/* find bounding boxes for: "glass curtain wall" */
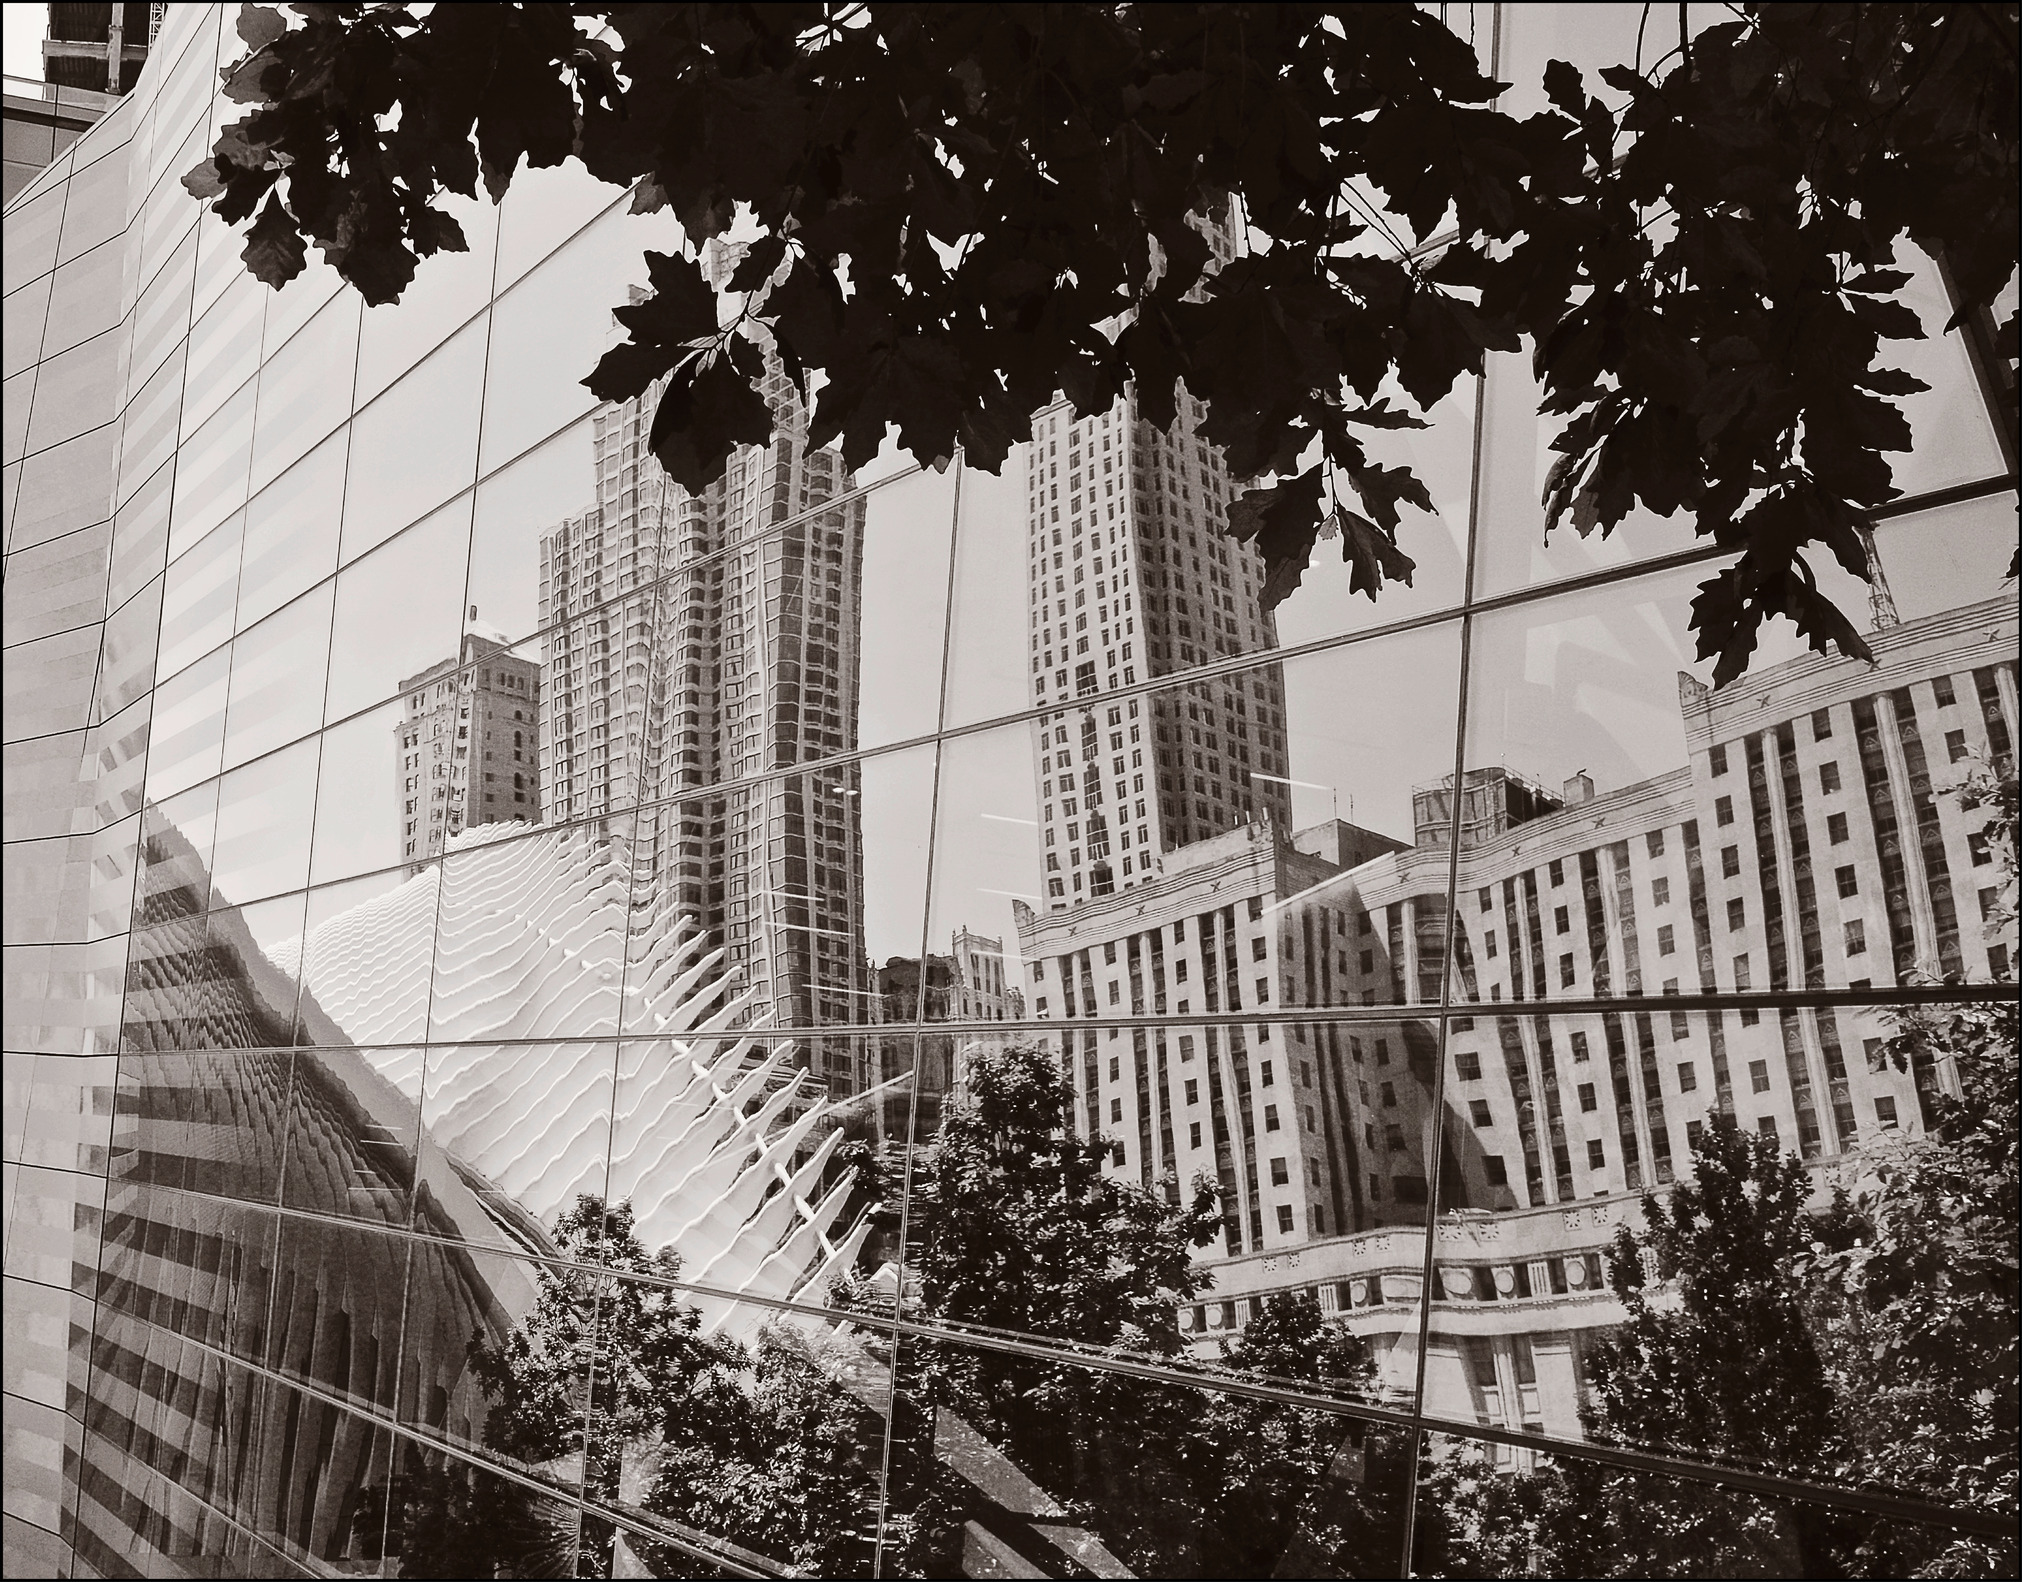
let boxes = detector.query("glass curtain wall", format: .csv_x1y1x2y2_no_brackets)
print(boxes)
4,4,2014,1578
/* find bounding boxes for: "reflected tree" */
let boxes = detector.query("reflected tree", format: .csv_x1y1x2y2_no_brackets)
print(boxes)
1797,766,2019,1577
1420,1077,2017,1578
1195,1294,1408,1579
905,1041,1406,1576
639,1321,961,1577
1416,1115,1854,1577
1799,999,2020,1580
362,1194,960,1577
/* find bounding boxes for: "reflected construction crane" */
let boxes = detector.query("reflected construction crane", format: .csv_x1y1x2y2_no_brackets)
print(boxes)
1860,522,1901,630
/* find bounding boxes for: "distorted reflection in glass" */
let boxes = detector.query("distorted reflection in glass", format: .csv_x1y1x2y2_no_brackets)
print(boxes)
1461,549,2016,998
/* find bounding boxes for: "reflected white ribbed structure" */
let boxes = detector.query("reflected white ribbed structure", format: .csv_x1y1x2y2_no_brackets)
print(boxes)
277,822,873,1330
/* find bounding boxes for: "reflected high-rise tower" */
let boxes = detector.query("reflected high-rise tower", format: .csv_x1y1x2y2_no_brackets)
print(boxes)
1023,218,1294,908
394,625,541,864
537,254,874,1093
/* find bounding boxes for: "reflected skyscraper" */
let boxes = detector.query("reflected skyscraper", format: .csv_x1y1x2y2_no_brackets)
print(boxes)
872,926,1019,1137
1024,218,1294,910
394,623,540,864
537,266,874,1094
1024,386,1295,906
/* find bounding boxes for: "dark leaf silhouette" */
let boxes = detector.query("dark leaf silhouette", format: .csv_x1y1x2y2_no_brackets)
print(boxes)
186,2,2018,685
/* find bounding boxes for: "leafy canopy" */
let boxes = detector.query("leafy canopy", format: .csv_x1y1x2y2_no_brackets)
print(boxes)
368,1194,960,1577
903,1041,1403,1575
186,2,2017,687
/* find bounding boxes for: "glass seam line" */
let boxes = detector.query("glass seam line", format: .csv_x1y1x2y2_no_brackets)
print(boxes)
122,419,926,740
86,979,2010,1060
43,21,629,478
120,334,2014,690
1401,90,1501,1557
101,517,2000,842
5,15,218,414
55,10,215,1560
67,1420,337,1581
1,61,87,1527
0,96,132,228
378,174,502,1567
140,165,702,587
4,420,118,570
10,314,161,468
568,195,657,1572
7,230,121,367
2,109,79,557
97,464,2016,819
34,449,2015,721
109,1178,2014,1540
181,4,305,1532
870,450,967,1578
100,1307,784,1579
34,402,2004,721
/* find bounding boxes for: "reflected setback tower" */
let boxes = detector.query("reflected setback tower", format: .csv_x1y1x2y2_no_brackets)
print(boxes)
537,268,873,1094
396,623,541,863
1025,381,1294,909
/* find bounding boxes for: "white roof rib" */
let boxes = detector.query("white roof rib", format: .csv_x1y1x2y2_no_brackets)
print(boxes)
279,822,876,1335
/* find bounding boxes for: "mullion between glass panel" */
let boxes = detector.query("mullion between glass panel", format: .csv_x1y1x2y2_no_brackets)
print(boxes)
104,461,2016,766
98,979,2022,1068
69,14,222,1560
571,501,672,1579
385,205,504,1554
80,466,2022,823
863,455,962,1578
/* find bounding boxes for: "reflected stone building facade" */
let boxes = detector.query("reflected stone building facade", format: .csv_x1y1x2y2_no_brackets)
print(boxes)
1025,385,1295,907
395,624,540,863
1017,817,1418,1261
1027,594,2018,1438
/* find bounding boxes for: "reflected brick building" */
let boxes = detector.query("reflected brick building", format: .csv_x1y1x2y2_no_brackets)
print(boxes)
1023,381,1295,907
873,927,1019,1137
1017,818,1418,1261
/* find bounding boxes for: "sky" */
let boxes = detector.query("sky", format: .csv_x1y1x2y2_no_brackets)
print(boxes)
4,5,47,82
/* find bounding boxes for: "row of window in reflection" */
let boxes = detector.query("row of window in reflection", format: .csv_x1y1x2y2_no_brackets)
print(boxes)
81,589,2013,1037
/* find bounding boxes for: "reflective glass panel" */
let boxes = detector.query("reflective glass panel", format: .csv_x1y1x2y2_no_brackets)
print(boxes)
339,314,486,566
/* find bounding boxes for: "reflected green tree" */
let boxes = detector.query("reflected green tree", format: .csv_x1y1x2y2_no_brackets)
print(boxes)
361,1195,960,1577
905,1040,1406,1576
1416,1115,1854,1577
1797,764,2019,1577
1800,999,2019,1579
1420,1072,2017,1579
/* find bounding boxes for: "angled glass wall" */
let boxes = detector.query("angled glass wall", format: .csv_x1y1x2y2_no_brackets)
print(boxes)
4,4,2014,1578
